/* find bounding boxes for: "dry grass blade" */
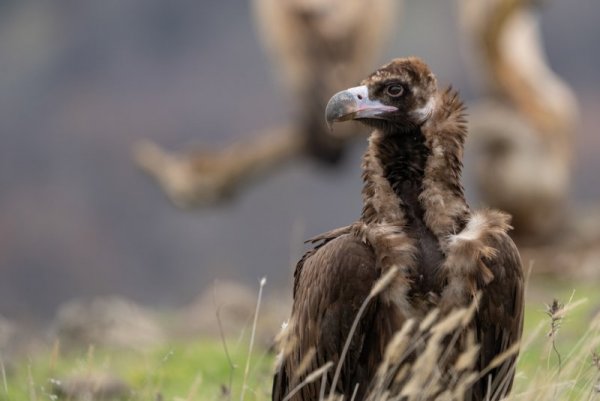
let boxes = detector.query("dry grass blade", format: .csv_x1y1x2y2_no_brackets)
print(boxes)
349,383,360,401
86,344,95,374
369,266,400,298
545,298,564,373
275,322,298,373
305,362,335,386
477,342,521,381
294,348,316,380
431,307,469,338
277,288,600,401
455,343,480,372
282,362,334,401
0,355,7,396
319,363,329,401
437,301,480,369
593,352,600,371
367,300,497,401
27,365,37,401
213,282,237,401
506,294,600,401
186,374,203,401
544,296,587,375
240,277,267,401
419,309,439,332
329,267,399,400
589,351,600,399
49,339,60,372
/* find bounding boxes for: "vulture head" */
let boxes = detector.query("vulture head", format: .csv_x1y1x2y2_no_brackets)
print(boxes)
326,57,438,131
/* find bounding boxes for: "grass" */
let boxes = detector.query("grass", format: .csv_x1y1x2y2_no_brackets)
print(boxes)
0,338,273,401
518,280,600,373
511,280,600,400
1,280,599,401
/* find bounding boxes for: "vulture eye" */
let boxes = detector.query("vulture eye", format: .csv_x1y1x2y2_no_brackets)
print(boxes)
385,84,404,97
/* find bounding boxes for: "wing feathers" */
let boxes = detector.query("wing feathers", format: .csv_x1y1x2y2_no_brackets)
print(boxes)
275,210,523,401
275,233,401,401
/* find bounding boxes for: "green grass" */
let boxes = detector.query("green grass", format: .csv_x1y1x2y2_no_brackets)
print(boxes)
513,281,600,400
0,338,273,401
518,281,600,370
1,281,599,401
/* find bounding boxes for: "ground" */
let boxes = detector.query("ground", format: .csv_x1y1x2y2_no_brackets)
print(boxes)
2,279,599,401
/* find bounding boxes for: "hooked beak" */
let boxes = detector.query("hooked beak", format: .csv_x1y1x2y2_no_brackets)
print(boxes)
325,85,397,128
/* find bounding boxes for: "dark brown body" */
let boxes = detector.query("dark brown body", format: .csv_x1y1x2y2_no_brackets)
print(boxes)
272,58,524,401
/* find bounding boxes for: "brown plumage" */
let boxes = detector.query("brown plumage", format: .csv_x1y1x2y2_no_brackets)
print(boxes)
272,58,524,401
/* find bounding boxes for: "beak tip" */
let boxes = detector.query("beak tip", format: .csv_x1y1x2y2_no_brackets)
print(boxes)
325,90,357,126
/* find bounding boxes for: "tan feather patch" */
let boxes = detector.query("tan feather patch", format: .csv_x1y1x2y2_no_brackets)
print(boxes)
440,210,513,308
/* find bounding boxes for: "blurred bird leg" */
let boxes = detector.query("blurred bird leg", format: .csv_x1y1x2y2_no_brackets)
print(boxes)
460,0,579,243
253,0,396,99
252,0,397,163
134,0,398,208
133,125,304,208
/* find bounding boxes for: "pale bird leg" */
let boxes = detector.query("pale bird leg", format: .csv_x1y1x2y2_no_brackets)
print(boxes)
133,125,304,208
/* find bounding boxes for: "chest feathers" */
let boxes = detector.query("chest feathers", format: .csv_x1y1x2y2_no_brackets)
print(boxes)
353,89,512,318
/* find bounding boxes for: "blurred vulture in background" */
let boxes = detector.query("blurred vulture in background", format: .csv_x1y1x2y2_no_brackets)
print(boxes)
460,0,579,243
134,0,397,207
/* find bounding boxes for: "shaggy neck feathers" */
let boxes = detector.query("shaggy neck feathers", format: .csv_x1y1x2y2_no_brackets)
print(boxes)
360,88,470,239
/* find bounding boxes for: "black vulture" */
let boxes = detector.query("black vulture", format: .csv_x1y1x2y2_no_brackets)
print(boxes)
273,57,524,401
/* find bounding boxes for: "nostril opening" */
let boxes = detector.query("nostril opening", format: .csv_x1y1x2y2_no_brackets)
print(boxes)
357,94,363,100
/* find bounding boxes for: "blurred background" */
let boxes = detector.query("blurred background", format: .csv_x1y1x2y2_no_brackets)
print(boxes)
1,0,599,325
